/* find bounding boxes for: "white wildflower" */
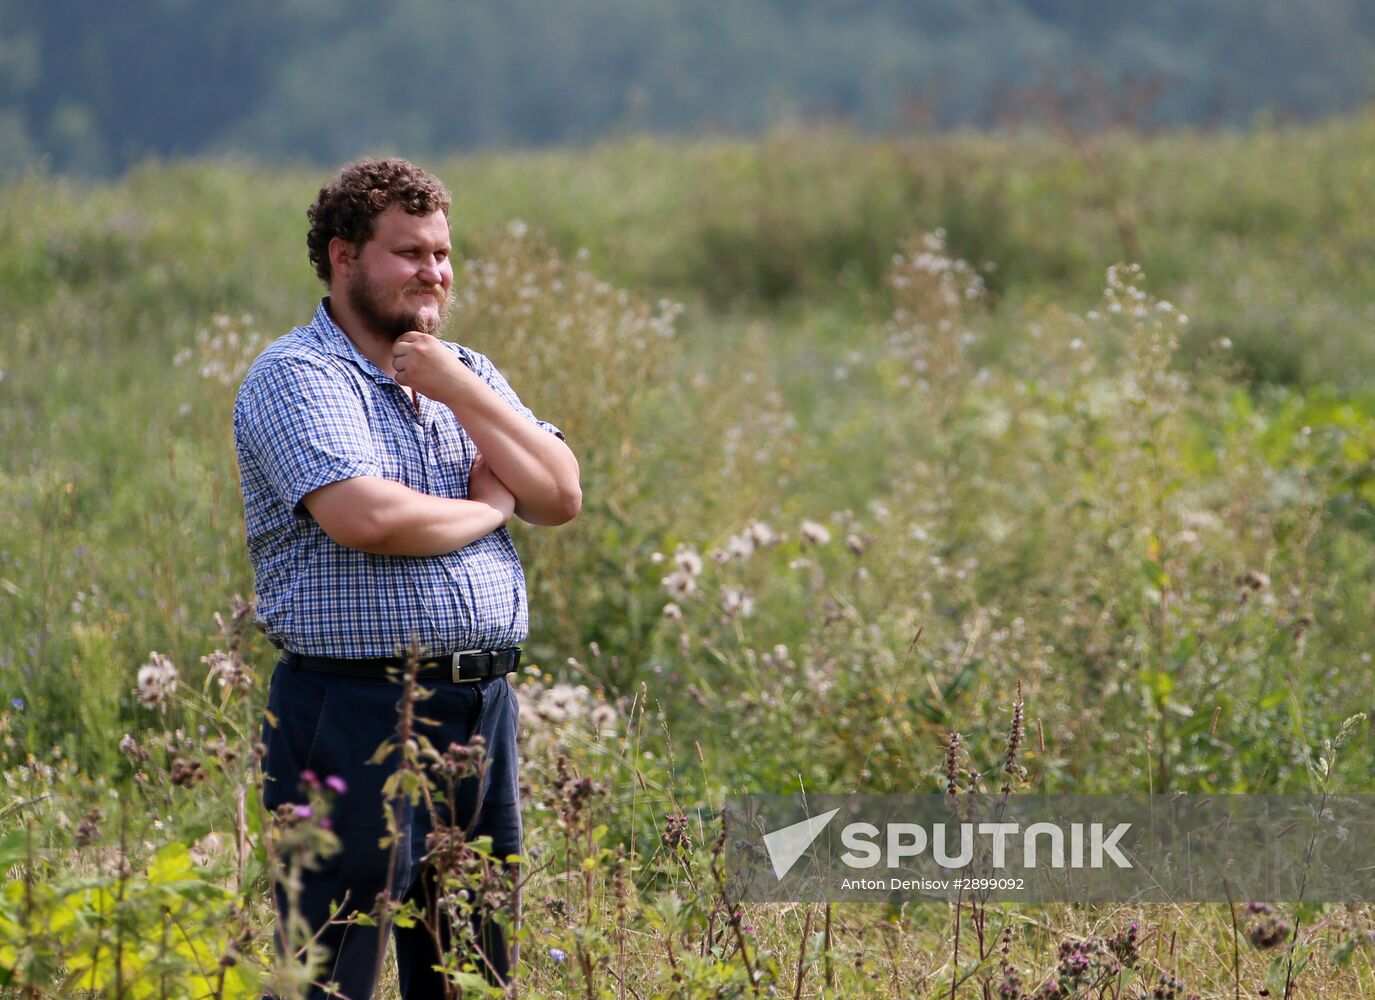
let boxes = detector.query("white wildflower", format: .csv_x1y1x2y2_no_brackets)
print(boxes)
663,602,683,621
202,650,252,693
136,652,178,709
724,532,754,562
747,521,778,547
800,520,831,546
662,570,696,599
545,683,585,717
673,545,703,577
537,702,567,724
590,704,618,733
721,587,755,620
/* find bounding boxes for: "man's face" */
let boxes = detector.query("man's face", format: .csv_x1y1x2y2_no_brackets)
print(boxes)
341,205,454,341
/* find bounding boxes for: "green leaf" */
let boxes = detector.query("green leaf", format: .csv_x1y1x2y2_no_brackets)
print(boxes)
246,783,263,838
147,842,192,884
1143,670,1174,701
451,971,501,996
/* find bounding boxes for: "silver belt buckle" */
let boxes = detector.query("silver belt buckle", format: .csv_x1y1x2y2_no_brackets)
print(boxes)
451,649,483,684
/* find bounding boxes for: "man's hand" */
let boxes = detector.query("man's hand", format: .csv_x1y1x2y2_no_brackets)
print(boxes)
392,331,469,400
467,453,516,524
398,336,581,526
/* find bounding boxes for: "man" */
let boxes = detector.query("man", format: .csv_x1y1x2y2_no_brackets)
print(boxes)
234,157,580,997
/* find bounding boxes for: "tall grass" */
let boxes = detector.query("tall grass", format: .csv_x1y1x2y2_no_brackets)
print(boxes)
1,120,1374,994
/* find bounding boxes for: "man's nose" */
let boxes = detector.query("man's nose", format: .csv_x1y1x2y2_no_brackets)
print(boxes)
417,256,450,286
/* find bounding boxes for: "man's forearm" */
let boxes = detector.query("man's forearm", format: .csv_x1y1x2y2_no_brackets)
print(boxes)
366,493,507,556
304,476,508,556
436,376,582,526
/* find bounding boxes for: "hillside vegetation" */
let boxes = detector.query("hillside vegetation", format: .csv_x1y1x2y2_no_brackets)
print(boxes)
0,120,1373,995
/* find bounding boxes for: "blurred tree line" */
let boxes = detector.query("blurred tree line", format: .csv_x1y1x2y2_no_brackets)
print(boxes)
2,0,1373,174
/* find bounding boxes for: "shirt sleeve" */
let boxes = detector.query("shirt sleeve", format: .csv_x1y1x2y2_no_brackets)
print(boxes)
234,357,381,515
454,344,566,441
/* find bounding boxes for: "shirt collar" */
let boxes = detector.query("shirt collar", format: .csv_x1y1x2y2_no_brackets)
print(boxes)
311,298,395,383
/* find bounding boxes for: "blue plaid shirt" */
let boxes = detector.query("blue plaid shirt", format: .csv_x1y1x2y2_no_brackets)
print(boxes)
233,300,563,658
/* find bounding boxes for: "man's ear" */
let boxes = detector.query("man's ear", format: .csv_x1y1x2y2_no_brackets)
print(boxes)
328,237,358,278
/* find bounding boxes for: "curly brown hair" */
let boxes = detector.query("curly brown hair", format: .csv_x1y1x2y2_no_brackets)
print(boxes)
306,157,452,284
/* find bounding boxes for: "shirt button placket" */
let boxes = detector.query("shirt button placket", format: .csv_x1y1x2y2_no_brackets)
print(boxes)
419,406,435,494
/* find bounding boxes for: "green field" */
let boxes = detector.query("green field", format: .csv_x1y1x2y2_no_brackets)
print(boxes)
1,118,1374,996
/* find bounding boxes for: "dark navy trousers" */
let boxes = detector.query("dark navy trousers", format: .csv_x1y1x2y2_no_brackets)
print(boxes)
261,654,523,998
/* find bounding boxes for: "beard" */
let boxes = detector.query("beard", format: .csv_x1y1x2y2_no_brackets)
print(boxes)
345,264,448,342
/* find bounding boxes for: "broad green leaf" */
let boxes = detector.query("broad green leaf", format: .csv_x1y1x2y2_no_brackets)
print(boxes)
147,843,192,885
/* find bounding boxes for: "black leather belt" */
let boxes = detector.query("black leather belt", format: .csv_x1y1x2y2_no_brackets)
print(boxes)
286,647,521,684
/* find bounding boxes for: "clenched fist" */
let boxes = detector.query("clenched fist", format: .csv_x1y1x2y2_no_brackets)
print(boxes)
392,331,470,401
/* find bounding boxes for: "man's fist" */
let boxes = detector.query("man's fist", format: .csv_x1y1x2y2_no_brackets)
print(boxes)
392,332,468,400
